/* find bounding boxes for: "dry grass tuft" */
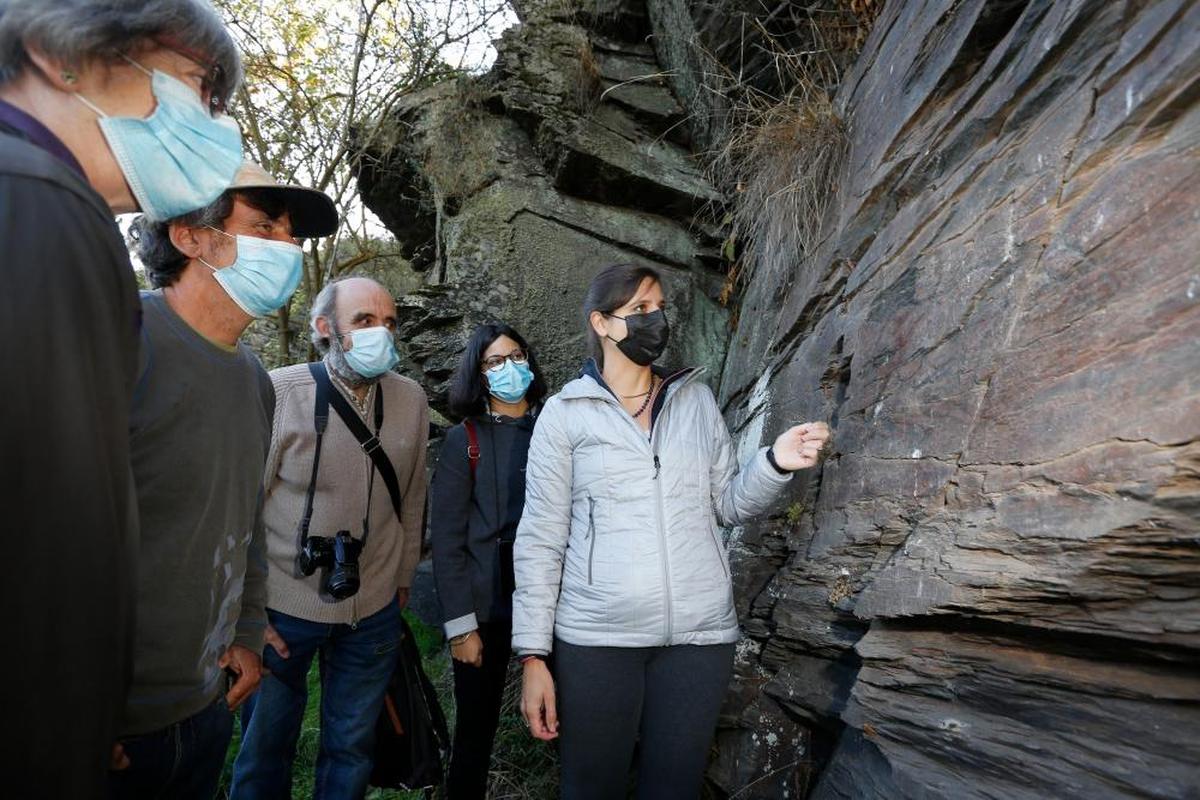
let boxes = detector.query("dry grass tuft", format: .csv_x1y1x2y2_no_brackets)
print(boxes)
710,76,848,294
573,40,603,115
702,6,858,298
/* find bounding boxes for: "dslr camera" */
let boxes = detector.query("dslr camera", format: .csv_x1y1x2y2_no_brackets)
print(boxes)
298,530,362,600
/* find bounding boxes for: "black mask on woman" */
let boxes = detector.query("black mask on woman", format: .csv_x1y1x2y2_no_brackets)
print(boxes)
606,309,670,366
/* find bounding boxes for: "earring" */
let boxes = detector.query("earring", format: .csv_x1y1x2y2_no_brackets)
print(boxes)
60,70,77,85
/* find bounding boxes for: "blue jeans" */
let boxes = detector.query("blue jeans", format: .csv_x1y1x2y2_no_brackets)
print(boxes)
230,602,402,800
109,696,234,800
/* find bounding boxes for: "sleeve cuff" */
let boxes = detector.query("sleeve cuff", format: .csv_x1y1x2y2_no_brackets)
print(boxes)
757,446,794,485
765,446,791,475
233,626,266,656
443,612,479,639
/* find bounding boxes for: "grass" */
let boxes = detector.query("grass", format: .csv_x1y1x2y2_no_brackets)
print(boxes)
216,612,557,799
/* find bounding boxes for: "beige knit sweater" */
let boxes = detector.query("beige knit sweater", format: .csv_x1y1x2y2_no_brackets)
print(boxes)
261,361,428,624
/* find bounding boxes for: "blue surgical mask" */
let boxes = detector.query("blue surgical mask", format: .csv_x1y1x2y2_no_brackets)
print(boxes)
343,327,400,378
201,228,303,317
75,59,242,220
487,359,534,403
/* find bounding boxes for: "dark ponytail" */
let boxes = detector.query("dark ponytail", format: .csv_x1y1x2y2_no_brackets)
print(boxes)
582,264,662,368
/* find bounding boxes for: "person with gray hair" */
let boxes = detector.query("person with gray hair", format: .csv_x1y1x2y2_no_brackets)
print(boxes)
232,276,430,800
0,2,243,797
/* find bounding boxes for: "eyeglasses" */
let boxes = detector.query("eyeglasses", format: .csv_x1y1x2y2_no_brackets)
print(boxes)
155,36,228,115
482,349,528,372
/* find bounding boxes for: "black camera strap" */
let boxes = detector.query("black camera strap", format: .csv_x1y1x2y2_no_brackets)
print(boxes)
298,362,404,549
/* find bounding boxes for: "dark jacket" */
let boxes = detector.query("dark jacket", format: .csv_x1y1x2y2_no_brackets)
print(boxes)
430,412,536,637
0,125,141,795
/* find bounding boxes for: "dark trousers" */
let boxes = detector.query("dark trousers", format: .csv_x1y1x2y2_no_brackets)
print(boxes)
108,696,234,800
446,620,513,799
555,639,736,800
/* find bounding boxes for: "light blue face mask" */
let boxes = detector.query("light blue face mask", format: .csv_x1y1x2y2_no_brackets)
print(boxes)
343,327,400,378
486,359,535,403
74,59,243,220
201,228,303,317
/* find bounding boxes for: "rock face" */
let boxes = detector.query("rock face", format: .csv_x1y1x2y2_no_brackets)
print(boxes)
699,0,1200,797
358,0,1200,797
356,0,729,414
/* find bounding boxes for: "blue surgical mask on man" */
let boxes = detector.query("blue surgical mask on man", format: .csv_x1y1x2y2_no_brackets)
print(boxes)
200,227,303,317
487,359,535,403
74,58,243,220
342,327,400,378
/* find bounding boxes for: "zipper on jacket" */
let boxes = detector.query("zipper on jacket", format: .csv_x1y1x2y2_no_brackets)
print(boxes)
586,495,597,585
583,370,694,641
652,456,672,641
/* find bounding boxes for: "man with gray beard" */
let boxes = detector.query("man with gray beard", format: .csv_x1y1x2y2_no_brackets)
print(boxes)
232,276,429,799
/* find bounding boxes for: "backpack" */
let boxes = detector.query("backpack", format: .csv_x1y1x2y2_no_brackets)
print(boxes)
369,615,451,791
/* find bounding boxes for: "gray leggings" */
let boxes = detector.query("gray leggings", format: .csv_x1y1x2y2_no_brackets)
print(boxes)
554,639,736,800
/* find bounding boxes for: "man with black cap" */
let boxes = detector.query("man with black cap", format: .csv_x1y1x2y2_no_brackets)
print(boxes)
113,162,338,800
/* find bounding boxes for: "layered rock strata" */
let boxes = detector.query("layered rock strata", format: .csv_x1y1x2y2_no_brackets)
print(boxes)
702,1,1200,796
358,0,1200,796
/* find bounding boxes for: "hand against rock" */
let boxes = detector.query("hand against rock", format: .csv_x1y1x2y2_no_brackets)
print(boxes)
451,630,484,668
771,422,831,471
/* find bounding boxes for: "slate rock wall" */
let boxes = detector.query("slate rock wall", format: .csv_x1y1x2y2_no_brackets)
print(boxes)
357,0,1200,796
702,1,1200,797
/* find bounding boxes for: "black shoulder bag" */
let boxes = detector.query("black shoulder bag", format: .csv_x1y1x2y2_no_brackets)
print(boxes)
370,614,451,791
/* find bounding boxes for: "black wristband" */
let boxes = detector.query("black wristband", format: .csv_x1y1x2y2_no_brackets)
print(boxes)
765,446,791,475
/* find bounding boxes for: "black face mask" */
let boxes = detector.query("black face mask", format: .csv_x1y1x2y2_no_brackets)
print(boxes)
606,309,670,366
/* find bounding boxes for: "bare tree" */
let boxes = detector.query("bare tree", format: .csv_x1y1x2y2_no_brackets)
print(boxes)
214,0,512,362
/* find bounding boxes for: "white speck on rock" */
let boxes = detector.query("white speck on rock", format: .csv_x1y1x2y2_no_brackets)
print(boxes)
939,718,967,733
1187,276,1198,300
911,448,922,459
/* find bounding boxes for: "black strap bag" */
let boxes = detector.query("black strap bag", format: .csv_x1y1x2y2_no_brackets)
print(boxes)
370,614,451,791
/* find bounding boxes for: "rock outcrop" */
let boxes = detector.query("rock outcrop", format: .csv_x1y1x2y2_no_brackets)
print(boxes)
357,0,1200,796
356,0,729,412
701,1,1200,797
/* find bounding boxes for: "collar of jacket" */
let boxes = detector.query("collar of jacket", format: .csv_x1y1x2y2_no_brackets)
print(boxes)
474,404,540,429
560,358,703,404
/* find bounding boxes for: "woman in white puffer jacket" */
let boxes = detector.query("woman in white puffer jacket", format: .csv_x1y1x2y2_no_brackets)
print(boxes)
513,263,830,799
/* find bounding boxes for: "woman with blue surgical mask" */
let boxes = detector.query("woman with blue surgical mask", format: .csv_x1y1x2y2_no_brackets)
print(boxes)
430,323,548,799
0,3,244,795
